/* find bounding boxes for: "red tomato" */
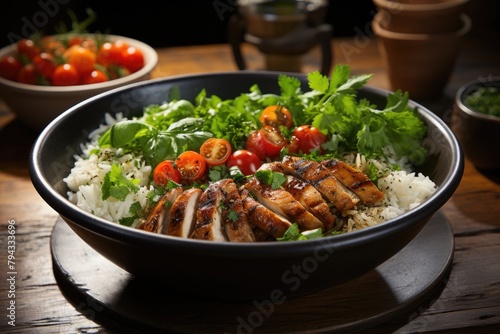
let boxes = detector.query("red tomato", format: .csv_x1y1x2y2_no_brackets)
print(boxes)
33,52,56,78
0,56,22,81
199,138,233,166
259,126,285,158
81,69,108,84
293,125,328,154
17,64,36,84
153,160,181,185
259,105,293,128
68,46,96,76
245,130,266,160
176,151,207,181
52,64,79,86
119,46,145,73
284,135,300,154
17,39,40,60
226,150,262,176
40,36,65,55
97,41,121,66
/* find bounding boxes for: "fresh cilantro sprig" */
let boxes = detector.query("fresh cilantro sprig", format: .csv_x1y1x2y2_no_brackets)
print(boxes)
101,164,140,201
255,170,287,190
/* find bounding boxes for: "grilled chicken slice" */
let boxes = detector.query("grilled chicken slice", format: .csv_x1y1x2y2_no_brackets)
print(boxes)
241,190,292,238
219,179,256,242
244,173,323,230
321,159,384,204
137,187,183,233
259,162,336,231
166,188,203,238
281,156,360,211
190,181,228,241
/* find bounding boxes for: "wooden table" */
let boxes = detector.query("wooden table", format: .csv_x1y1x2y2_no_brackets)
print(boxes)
1,34,499,333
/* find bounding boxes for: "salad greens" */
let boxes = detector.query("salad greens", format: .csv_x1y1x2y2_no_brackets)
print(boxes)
98,64,428,169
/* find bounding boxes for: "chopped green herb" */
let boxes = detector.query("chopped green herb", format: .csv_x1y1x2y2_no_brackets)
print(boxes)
101,164,140,201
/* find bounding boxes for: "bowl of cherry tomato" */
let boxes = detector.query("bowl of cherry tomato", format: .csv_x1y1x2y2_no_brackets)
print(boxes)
0,33,158,130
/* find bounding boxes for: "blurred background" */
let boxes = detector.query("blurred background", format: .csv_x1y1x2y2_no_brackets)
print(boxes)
1,0,379,48
1,0,498,56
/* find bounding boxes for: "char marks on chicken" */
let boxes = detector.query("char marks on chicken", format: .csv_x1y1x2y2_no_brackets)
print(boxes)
166,188,203,238
241,189,292,238
137,187,182,233
280,156,360,211
321,159,384,204
219,179,256,242
190,180,228,241
244,171,324,230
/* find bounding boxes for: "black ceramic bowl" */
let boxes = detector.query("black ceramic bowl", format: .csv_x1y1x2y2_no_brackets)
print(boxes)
30,72,463,300
452,77,500,172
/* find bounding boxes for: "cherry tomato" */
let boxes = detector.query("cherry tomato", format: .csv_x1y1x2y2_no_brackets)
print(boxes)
17,39,40,60
226,150,262,176
176,151,207,181
119,46,145,73
52,64,79,86
17,63,36,85
259,105,293,128
81,69,108,85
153,160,181,186
33,52,56,78
245,130,266,160
68,46,96,76
259,126,285,158
0,56,22,81
293,125,328,154
97,41,123,66
284,135,300,154
199,138,233,166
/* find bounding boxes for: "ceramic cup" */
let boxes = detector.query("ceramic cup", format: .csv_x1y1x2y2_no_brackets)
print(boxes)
372,12,471,100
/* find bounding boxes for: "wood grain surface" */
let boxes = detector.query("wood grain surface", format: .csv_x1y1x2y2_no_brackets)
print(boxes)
0,34,499,333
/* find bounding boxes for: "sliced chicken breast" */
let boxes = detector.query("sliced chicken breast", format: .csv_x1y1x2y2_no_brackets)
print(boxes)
190,180,228,241
281,156,360,211
219,179,256,242
259,162,336,230
321,159,384,204
166,188,203,238
241,190,292,238
244,174,324,230
137,187,183,233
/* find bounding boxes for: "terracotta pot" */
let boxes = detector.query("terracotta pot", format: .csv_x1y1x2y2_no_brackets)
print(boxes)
372,13,471,99
373,0,470,33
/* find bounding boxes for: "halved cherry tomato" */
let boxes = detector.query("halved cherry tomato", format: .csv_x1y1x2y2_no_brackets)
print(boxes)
81,69,108,85
119,46,144,73
245,130,266,160
259,105,293,128
199,138,232,166
226,150,262,176
293,125,328,154
176,151,207,181
0,56,22,81
52,63,79,86
259,125,285,158
153,160,181,186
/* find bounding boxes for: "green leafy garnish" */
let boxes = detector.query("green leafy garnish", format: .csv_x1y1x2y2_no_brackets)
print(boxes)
255,170,287,190
101,164,140,201
277,224,323,241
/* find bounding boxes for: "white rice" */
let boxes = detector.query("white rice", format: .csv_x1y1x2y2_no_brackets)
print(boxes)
63,114,438,233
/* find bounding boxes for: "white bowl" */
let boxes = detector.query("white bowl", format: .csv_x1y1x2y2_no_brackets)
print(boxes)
0,34,158,130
